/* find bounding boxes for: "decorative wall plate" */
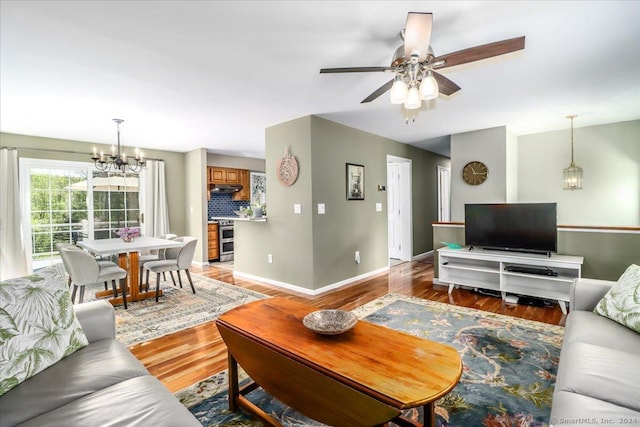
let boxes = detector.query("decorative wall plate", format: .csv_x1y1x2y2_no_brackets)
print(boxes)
277,146,299,187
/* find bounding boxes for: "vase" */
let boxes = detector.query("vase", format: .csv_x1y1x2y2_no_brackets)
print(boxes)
122,236,135,242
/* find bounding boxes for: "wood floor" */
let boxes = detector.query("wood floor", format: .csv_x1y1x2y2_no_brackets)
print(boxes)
128,259,566,393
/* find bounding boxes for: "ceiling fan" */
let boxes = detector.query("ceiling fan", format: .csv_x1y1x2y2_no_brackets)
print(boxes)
320,12,525,110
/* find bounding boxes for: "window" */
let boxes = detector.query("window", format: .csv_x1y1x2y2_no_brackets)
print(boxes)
20,159,140,269
91,172,140,239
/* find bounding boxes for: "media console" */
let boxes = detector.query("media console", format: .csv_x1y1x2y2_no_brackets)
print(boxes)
436,247,584,314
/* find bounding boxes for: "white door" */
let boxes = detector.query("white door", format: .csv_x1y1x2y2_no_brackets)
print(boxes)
437,166,451,222
387,163,401,259
387,156,412,261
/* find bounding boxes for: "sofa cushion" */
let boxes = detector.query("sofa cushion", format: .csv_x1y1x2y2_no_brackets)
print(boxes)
594,264,640,333
554,341,640,412
17,375,202,427
0,339,149,426
0,264,88,396
563,310,640,354
550,390,640,424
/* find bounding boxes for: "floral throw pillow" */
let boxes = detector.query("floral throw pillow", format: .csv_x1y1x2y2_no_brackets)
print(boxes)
0,264,89,395
593,264,640,333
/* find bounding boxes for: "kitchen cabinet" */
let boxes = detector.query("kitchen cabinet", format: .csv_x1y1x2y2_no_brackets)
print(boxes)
209,167,223,184
208,223,219,260
207,166,251,201
233,169,251,201
209,167,240,184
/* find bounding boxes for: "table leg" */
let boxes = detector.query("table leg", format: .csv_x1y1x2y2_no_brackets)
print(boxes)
424,403,435,427
228,351,239,412
129,251,139,300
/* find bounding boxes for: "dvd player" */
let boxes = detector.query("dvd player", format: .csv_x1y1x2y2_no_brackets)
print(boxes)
505,266,558,276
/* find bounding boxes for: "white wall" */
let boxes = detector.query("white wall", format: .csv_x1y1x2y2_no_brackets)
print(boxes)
506,128,518,202
518,120,639,226
450,120,639,226
451,126,510,221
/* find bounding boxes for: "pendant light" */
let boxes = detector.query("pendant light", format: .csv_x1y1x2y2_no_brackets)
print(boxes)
562,115,583,190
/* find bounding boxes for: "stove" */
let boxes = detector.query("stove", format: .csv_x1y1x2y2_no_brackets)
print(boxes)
218,219,234,261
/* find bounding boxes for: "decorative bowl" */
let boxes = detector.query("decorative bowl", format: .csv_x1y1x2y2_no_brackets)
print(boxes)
302,309,357,335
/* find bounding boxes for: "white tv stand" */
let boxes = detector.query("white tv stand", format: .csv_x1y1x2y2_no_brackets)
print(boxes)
436,247,584,314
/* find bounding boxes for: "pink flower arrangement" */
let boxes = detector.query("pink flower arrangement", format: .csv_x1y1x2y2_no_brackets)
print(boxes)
116,227,140,241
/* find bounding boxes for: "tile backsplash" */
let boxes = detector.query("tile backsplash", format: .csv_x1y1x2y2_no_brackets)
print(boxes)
207,193,250,218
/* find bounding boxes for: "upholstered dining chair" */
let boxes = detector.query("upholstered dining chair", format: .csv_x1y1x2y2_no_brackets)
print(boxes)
143,237,197,302
56,242,118,290
138,233,178,287
59,247,129,308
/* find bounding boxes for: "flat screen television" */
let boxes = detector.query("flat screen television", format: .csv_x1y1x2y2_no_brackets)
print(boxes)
464,203,557,255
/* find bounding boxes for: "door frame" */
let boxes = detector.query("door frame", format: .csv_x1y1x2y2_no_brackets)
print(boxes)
386,155,412,262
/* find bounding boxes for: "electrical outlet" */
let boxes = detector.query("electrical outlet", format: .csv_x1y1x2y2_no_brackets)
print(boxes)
355,251,360,264
268,254,273,264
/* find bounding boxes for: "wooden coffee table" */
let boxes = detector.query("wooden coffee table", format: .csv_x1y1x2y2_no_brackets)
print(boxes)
215,297,462,427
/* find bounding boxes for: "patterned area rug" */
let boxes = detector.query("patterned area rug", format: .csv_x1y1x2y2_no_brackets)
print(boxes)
175,293,564,427
84,273,266,346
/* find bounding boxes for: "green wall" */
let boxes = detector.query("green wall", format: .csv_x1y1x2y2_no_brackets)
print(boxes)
0,132,187,237
432,225,639,281
234,116,315,288
234,116,449,291
185,148,208,264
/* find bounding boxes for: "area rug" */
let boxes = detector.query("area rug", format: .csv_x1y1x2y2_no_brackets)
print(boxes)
84,273,266,346
175,293,564,427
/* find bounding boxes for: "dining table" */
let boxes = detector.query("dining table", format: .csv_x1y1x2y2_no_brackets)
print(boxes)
77,236,183,305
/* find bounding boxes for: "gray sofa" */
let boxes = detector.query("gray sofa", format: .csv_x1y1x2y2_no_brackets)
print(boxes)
550,278,640,424
0,300,201,427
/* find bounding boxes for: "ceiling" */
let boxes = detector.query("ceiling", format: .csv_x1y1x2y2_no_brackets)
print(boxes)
1,1,639,159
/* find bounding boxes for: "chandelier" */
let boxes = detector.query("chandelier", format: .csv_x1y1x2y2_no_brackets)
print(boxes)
91,119,145,173
562,115,583,190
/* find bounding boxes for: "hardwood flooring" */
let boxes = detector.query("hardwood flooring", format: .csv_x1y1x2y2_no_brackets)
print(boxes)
128,259,566,393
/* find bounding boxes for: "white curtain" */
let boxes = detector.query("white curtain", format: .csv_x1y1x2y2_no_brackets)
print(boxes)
0,148,30,279
139,159,170,237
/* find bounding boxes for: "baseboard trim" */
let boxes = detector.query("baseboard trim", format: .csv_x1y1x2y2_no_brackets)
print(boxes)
412,250,433,261
191,260,209,268
233,266,390,296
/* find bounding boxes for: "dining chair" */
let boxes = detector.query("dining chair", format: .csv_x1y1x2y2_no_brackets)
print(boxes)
138,233,178,288
143,237,197,302
56,242,118,290
59,247,129,308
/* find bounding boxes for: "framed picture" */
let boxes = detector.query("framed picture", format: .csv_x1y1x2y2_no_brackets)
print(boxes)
346,163,364,200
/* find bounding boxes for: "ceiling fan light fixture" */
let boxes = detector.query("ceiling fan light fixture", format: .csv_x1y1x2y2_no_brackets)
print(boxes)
390,77,408,104
419,71,439,100
404,84,421,109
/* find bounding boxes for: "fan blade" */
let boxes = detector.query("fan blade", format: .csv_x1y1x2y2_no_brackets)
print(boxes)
320,66,393,74
361,79,394,103
434,36,525,69
403,12,432,61
433,72,461,96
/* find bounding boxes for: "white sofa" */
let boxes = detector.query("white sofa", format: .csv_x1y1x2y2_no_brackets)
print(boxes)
0,300,201,427
550,278,640,423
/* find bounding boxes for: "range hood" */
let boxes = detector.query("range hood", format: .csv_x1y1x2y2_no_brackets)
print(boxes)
210,183,243,193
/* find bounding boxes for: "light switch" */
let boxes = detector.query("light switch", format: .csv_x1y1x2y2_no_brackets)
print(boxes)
318,203,325,214
294,204,302,214
376,203,382,212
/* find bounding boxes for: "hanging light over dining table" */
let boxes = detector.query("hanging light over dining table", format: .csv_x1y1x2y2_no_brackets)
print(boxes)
90,119,146,173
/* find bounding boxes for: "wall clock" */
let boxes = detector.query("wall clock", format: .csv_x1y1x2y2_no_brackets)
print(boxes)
462,161,489,185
